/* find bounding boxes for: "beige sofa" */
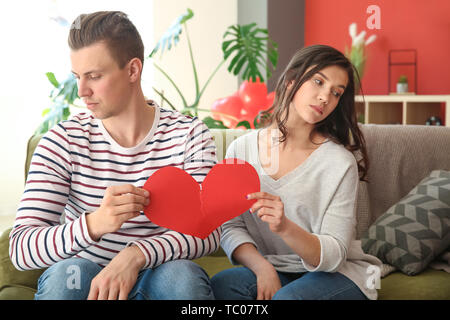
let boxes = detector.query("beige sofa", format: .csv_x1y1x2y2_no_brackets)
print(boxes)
1,124,449,300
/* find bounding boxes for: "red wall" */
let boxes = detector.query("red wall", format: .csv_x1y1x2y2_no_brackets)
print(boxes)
305,0,450,95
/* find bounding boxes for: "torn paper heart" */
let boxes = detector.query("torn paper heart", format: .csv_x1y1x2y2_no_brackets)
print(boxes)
142,158,260,239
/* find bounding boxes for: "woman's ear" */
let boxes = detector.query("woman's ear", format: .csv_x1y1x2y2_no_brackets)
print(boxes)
286,80,294,89
128,58,142,83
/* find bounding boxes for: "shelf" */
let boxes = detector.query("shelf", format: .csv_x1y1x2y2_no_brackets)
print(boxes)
355,95,450,127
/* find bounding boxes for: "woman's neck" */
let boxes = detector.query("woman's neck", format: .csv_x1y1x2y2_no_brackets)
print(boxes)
267,119,323,152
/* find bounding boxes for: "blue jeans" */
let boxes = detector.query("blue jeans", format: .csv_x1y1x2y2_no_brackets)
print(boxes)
211,267,367,300
34,257,215,300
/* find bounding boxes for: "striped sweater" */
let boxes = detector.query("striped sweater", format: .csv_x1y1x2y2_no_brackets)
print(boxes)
9,105,220,271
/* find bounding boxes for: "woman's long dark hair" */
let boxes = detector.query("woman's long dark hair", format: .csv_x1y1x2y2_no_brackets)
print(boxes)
260,44,369,181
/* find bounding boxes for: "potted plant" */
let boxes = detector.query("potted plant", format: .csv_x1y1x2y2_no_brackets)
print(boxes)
345,23,376,94
396,75,408,93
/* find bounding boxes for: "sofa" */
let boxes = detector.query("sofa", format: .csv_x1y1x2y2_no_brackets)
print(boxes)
1,124,449,300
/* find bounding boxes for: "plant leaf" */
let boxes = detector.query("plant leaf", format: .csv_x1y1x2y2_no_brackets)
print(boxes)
46,72,59,88
149,8,194,58
222,22,278,82
236,120,251,129
201,116,229,129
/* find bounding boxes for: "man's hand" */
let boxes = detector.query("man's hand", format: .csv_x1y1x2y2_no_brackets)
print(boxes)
86,184,149,241
88,245,146,300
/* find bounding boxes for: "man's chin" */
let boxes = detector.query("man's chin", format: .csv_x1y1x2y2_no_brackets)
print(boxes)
88,110,105,120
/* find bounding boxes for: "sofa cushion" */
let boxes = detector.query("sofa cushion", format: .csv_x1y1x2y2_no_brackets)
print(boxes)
0,285,37,300
379,268,450,300
359,125,450,226
361,170,450,275
0,228,45,296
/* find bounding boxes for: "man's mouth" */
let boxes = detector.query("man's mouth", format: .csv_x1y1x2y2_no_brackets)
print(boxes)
85,102,98,109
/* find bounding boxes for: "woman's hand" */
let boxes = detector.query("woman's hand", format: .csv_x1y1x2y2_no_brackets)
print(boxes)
248,192,321,268
255,264,282,300
232,243,281,300
248,192,289,235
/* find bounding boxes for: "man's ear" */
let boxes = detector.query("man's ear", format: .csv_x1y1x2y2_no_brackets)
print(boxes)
128,58,143,83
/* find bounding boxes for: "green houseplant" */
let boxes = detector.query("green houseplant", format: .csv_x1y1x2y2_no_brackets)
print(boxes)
35,72,80,134
396,75,408,93
345,22,376,94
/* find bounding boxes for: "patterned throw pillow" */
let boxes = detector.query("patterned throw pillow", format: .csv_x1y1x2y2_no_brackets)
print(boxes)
361,170,450,275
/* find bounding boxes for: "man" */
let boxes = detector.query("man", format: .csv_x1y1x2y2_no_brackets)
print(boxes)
9,11,219,300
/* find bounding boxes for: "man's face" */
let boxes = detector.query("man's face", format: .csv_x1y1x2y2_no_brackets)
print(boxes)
71,41,132,120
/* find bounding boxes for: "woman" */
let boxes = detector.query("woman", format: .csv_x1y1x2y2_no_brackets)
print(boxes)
211,45,382,300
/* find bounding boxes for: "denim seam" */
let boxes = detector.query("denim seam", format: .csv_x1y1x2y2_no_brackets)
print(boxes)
247,283,258,299
319,282,356,300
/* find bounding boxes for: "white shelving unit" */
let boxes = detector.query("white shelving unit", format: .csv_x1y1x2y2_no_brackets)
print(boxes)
355,95,450,127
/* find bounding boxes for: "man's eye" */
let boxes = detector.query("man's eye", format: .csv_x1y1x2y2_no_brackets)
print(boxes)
89,75,101,80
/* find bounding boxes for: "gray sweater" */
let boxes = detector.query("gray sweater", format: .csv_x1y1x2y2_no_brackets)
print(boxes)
221,130,382,300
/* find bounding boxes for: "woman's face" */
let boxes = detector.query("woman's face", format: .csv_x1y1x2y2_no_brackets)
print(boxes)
289,65,349,126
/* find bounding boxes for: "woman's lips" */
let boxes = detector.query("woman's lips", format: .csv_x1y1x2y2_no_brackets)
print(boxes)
310,105,324,115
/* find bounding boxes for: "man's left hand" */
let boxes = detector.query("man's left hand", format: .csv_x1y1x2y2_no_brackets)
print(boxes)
88,245,146,300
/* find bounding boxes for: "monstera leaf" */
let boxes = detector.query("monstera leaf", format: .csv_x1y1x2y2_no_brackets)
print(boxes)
222,23,278,82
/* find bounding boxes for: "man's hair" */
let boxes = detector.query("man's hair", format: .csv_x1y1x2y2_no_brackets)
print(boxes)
68,11,144,69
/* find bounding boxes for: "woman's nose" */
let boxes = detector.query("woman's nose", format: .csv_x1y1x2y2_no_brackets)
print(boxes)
318,90,329,105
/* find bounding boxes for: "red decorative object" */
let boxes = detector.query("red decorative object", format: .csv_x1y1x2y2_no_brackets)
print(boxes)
211,79,275,128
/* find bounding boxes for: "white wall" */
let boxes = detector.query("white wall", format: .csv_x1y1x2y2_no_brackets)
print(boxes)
151,0,239,118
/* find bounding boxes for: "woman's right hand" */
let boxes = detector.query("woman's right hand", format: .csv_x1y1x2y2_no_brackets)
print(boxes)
255,264,282,300
232,243,282,300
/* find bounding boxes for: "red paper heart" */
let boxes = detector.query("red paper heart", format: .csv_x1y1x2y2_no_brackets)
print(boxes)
142,159,260,239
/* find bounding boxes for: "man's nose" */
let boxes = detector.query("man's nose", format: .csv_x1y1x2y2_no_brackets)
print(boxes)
77,78,92,98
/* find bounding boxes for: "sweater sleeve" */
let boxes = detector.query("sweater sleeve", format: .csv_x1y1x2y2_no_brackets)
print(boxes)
9,124,98,271
302,161,359,272
126,119,221,269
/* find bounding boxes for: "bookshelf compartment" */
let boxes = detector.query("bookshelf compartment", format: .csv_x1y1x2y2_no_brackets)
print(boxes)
367,102,403,125
405,102,442,125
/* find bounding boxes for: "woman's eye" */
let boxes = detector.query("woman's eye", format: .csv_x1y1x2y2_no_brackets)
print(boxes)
314,78,322,85
333,91,342,97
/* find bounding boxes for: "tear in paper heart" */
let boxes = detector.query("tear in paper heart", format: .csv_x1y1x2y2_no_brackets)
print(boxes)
142,158,260,239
